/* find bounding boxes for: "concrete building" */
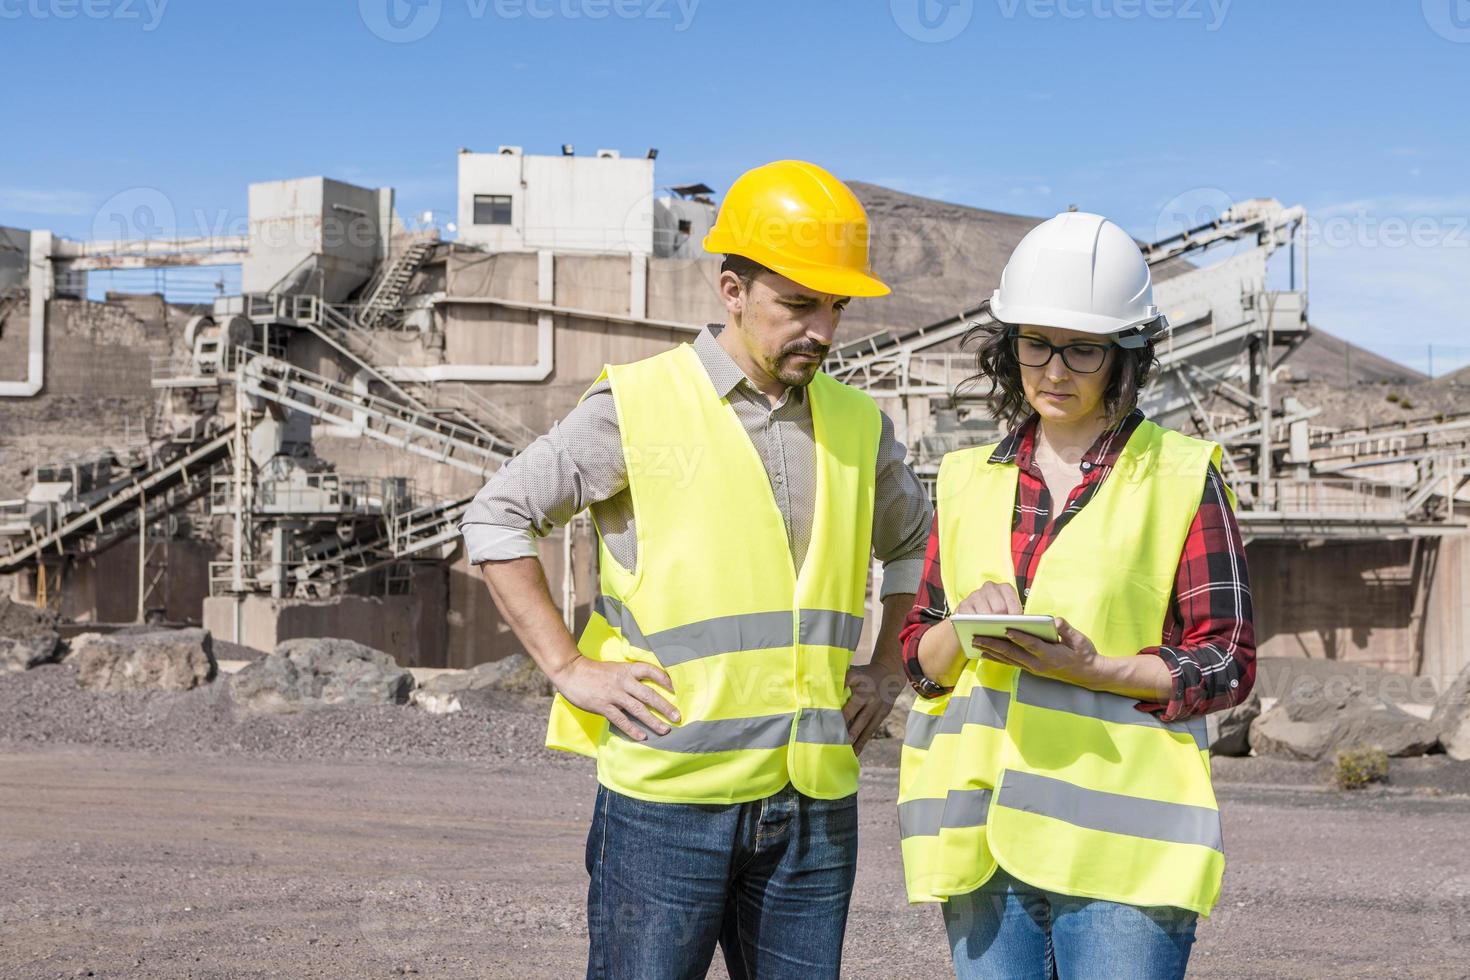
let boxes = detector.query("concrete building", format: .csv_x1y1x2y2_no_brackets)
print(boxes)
242,177,395,302
653,185,718,260
456,146,657,255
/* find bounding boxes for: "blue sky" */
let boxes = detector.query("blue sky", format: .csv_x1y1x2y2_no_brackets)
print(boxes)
2,0,1467,373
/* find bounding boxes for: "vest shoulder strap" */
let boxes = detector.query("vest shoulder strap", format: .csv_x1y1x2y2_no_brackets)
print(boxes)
808,370,881,427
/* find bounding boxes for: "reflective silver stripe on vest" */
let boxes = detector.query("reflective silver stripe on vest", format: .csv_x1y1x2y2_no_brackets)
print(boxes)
612,712,796,753
903,686,1011,751
593,595,651,648
1015,674,1209,750
593,596,863,666
996,770,1222,851
795,707,850,745
898,788,994,839
799,609,865,651
645,611,793,667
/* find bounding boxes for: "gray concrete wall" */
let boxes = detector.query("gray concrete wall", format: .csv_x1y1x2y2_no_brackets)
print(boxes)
1248,539,1427,675
1423,534,1470,690
0,297,177,419
7,536,213,626
647,255,723,325
203,590,443,666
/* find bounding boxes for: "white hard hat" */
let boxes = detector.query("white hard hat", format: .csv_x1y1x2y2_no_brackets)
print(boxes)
990,211,1168,349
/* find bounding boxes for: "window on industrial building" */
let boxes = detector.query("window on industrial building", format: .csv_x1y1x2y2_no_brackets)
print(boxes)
473,195,513,225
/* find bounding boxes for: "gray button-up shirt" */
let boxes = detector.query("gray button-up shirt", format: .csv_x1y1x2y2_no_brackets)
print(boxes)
458,325,932,598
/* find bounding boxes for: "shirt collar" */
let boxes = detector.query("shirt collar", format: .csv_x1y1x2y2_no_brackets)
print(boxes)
989,408,1145,470
693,324,806,404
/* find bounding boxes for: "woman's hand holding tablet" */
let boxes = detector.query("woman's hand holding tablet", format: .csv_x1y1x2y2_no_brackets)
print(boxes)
951,613,1059,652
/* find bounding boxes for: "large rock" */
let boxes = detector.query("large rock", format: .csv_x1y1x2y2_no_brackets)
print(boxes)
72,628,217,692
422,652,553,698
410,687,467,716
1432,664,1470,761
1,634,61,672
0,595,58,636
1249,677,1439,760
230,637,413,713
0,597,61,672
229,655,317,714
1209,691,1261,757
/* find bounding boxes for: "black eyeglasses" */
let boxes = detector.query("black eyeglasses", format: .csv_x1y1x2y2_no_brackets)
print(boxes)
1011,332,1114,375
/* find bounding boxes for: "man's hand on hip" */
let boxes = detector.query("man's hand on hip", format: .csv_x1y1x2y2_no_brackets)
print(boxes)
550,656,680,742
842,660,907,757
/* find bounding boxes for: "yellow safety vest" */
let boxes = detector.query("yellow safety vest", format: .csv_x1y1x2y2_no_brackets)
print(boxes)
545,342,880,805
899,419,1229,916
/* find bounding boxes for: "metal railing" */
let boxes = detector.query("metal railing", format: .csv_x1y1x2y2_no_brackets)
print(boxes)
246,292,538,450
1241,477,1409,519
233,349,514,474
209,558,344,597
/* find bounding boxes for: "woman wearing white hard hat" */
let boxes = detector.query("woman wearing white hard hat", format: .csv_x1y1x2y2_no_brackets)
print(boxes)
894,211,1256,978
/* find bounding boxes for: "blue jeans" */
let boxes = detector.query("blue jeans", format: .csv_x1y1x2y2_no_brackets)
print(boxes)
942,868,1197,980
584,782,858,980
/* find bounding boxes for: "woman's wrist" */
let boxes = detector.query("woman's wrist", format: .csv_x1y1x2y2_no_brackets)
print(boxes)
1071,649,1114,690
1075,651,1173,701
917,619,967,688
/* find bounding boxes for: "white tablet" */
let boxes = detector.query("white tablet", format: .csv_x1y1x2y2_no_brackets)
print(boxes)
951,613,1059,649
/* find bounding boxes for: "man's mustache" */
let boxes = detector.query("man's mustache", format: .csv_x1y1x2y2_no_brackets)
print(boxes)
781,342,829,360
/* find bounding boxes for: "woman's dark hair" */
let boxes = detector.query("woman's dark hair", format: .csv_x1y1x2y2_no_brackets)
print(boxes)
960,320,1157,427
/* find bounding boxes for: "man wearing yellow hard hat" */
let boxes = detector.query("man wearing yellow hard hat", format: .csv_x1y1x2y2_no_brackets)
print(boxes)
460,160,932,978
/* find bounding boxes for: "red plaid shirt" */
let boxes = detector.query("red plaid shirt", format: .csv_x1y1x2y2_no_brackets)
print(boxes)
898,410,1256,722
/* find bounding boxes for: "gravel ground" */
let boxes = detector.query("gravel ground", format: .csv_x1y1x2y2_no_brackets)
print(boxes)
0,662,575,767
3,663,1470,978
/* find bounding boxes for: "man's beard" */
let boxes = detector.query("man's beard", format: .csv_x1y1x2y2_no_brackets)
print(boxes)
770,341,829,387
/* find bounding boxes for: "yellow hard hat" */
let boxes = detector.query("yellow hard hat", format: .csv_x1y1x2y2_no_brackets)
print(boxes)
703,160,890,298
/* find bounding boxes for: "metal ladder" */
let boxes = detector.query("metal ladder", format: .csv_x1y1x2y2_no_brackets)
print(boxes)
358,240,436,329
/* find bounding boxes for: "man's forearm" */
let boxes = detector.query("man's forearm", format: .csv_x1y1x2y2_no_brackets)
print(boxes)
478,556,583,683
871,592,914,673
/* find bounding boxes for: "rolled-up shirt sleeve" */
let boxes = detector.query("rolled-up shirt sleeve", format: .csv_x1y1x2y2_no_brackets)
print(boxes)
1135,464,1257,722
899,512,950,697
457,383,627,564
872,410,933,599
